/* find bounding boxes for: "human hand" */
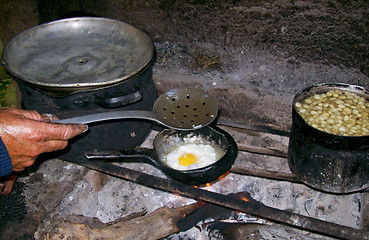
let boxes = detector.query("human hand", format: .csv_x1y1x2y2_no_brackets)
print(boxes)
0,108,87,171
0,172,17,195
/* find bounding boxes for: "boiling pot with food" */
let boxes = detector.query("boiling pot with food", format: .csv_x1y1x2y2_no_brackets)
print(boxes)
288,83,369,193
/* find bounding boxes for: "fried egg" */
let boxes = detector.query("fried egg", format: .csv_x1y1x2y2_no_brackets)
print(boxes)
163,143,223,171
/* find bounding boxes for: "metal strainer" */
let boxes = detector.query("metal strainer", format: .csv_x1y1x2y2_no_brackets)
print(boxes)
56,88,218,130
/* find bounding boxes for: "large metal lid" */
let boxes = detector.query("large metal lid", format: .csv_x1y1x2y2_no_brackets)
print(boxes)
1,17,154,92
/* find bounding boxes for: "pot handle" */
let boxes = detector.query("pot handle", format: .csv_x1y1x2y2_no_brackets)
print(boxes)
94,91,142,109
85,148,158,167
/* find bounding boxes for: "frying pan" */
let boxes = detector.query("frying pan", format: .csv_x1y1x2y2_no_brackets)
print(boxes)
85,126,238,185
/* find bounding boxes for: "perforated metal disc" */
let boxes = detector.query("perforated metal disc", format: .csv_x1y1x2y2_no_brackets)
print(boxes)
153,88,218,129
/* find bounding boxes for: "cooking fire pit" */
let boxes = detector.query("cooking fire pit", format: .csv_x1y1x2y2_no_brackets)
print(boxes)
1,1,369,239
26,123,369,240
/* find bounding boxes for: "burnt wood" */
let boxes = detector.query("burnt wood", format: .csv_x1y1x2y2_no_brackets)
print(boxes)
76,160,369,240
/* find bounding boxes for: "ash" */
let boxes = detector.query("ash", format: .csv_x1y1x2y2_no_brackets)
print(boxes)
28,130,361,240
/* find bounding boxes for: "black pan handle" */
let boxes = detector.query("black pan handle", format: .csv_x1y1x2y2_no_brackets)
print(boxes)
94,91,142,109
85,148,158,167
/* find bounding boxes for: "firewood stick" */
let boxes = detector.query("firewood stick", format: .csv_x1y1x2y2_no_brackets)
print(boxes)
78,161,369,240
36,204,200,240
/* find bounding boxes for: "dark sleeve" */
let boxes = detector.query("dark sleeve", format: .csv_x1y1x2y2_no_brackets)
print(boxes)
0,136,12,177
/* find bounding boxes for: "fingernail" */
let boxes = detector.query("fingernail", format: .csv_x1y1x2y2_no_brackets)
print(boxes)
82,125,89,133
42,113,54,122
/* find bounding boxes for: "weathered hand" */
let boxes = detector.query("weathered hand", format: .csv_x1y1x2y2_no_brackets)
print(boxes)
0,172,17,195
0,108,87,171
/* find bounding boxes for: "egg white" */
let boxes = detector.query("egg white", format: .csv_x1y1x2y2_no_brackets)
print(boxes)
164,143,218,170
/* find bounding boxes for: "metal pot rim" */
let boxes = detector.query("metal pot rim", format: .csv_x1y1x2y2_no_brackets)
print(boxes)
1,17,154,91
292,82,369,139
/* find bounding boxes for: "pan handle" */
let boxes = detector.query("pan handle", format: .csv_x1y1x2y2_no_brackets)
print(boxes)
85,148,158,167
94,91,143,109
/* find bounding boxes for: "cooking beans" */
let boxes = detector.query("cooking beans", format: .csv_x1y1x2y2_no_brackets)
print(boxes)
295,89,369,136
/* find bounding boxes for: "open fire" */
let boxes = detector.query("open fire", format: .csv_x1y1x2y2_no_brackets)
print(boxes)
28,124,368,239
1,2,368,239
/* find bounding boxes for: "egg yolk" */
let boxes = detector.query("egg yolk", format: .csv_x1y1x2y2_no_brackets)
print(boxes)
178,153,197,166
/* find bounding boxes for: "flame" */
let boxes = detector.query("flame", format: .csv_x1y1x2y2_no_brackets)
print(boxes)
193,171,231,188
240,196,249,202
217,171,230,181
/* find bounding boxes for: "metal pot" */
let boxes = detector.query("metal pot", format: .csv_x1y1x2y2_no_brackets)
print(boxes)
1,17,157,161
1,17,154,96
288,83,369,193
86,126,238,186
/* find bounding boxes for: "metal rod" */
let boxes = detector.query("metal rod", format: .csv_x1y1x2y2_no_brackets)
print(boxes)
217,119,290,137
237,144,288,158
79,161,369,240
231,166,301,183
